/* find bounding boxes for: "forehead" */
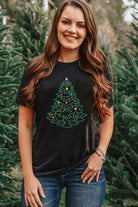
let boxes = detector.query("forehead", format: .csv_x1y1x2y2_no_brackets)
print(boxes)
60,5,85,22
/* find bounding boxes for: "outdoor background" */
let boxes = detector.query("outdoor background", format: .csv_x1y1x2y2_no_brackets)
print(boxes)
0,0,137,206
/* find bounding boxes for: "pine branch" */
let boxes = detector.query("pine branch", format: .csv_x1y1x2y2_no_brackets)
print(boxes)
115,64,138,81
0,76,13,80
118,173,138,197
131,22,138,32
131,13,138,21
8,62,26,69
0,58,7,62
0,50,10,56
0,134,13,144
126,34,138,47
0,84,19,90
120,104,138,121
0,26,11,33
120,148,137,177
120,45,138,76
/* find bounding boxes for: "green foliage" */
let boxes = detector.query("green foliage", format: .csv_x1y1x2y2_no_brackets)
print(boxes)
0,0,43,23
52,0,63,7
0,2,50,205
0,3,50,205
104,17,138,206
13,3,48,61
0,25,25,207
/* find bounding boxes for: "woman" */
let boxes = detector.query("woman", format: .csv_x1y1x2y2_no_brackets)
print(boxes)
16,0,114,206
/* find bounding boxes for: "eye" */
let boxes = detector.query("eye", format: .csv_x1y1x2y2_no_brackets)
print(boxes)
77,24,85,28
62,20,70,25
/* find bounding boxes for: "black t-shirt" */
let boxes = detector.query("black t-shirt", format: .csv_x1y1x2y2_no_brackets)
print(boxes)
16,59,113,176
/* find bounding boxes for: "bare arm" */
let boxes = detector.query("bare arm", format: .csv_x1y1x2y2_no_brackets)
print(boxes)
18,105,34,178
81,106,114,184
18,105,45,207
98,105,114,154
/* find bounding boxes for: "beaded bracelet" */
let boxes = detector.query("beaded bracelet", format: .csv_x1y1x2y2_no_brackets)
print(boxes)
95,151,106,163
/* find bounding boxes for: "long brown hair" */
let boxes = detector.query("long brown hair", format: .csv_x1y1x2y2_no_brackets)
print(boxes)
22,0,113,122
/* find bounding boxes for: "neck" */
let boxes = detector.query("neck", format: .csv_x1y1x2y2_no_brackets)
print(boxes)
58,47,79,63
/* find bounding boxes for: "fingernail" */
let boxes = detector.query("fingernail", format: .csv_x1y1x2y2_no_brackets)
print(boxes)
43,194,45,198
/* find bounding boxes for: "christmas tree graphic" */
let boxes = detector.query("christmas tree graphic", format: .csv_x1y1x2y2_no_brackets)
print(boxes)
47,78,87,128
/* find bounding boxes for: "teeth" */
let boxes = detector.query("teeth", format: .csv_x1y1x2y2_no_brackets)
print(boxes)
66,36,76,40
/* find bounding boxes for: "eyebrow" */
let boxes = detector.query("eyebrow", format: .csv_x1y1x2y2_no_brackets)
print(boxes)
62,17,85,23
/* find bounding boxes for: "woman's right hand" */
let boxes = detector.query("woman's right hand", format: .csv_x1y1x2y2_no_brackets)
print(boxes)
24,174,45,207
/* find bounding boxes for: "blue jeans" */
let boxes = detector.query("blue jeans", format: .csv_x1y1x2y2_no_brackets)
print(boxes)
21,162,106,207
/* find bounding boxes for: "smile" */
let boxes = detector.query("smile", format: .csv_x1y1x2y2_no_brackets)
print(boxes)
64,35,78,40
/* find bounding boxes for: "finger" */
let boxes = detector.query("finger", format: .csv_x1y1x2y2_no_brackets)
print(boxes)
96,171,100,182
81,167,90,179
38,184,45,198
33,192,43,207
25,193,29,206
82,171,94,183
27,196,33,207
87,172,97,184
29,195,38,207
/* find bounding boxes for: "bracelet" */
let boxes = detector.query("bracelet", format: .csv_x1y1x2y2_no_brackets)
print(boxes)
102,156,106,162
96,147,106,157
95,151,106,163
95,151,102,157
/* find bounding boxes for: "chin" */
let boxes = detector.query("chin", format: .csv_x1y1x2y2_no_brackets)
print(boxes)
61,43,80,51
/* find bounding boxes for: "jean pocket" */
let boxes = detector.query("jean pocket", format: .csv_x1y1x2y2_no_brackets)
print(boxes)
97,166,105,182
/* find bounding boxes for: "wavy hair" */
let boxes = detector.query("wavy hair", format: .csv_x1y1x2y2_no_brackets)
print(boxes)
22,0,113,122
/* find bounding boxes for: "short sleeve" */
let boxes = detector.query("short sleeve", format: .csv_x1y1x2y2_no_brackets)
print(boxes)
105,64,113,108
16,61,31,107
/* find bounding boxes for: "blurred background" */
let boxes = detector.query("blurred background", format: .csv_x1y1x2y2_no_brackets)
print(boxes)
0,0,137,206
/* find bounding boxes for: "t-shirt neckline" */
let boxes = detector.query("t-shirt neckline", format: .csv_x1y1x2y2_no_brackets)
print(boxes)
56,59,79,66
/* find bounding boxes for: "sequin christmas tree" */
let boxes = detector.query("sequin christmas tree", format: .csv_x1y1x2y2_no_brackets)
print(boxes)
47,78,87,128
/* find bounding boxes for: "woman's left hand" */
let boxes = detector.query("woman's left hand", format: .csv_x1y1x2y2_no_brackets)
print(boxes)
81,152,104,184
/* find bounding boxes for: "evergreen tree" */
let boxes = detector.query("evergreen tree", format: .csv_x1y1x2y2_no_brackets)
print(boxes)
104,17,138,207
0,0,46,23
13,2,49,62
88,0,130,57
47,77,87,128
0,25,25,206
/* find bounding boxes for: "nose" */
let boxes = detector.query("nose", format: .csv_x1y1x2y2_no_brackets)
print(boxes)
68,24,76,34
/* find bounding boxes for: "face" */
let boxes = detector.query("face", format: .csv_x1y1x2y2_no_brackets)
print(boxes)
57,5,87,53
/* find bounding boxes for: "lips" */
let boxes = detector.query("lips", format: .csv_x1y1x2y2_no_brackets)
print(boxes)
64,35,78,40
